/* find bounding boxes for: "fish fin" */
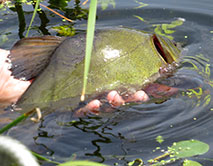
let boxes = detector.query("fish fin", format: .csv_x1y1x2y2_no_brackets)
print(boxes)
144,83,178,98
8,36,65,80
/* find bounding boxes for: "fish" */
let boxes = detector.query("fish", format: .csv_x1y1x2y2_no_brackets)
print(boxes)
8,28,181,114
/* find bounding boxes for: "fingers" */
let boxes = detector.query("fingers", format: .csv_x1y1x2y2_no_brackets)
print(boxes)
107,90,125,107
74,100,101,116
86,99,101,111
107,90,149,106
125,90,149,103
74,90,149,116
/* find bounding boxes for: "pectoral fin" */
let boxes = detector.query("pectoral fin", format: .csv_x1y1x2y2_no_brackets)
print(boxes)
8,36,65,80
143,83,178,98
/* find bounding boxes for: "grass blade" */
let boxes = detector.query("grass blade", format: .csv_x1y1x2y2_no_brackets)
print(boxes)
25,0,41,37
31,151,60,164
0,114,26,134
0,109,36,134
81,0,98,101
58,160,109,166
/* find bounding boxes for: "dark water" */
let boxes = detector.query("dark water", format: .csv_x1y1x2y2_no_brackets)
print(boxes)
1,0,213,165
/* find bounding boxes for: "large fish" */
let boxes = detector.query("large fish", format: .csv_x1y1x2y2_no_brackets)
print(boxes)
9,28,180,114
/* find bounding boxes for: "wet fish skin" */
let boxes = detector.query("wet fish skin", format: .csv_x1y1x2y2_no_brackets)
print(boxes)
9,28,180,112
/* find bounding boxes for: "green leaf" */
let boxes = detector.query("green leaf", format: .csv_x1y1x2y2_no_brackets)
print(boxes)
52,25,76,36
170,140,209,158
26,0,41,37
99,0,116,10
81,0,97,101
58,160,109,166
153,18,185,40
32,151,60,165
128,158,143,166
183,159,202,166
156,135,164,144
135,0,148,9
0,110,35,134
133,15,146,22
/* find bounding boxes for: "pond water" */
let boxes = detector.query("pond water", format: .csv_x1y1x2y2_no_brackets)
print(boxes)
0,0,213,165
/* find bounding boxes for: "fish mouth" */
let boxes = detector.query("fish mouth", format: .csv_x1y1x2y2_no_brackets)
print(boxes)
152,34,179,64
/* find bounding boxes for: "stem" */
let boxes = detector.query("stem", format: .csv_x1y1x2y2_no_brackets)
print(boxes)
81,0,97,101
25,0,41,37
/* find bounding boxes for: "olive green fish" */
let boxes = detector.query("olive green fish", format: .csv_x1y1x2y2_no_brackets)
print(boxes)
9,28,180,112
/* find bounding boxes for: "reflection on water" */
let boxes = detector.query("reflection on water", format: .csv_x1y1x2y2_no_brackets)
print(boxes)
1,0,213,165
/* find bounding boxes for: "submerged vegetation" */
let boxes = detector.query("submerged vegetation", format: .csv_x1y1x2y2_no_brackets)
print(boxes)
129,139,209,166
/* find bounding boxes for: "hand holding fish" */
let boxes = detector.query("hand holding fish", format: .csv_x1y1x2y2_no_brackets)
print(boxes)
0,28,180,116
0,47,149,113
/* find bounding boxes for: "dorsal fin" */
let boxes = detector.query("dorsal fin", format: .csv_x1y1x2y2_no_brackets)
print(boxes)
8,36,65,80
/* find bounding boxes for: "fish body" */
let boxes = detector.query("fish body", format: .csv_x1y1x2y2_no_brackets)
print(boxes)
10,28,180,111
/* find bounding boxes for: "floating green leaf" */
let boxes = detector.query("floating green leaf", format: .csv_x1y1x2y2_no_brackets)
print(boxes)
128,158,143,166
156,135,164,144
153,18,185,40
203,94,211,106
133,15,146,22
170,140,209,158
135,0,148,9
58,160,109,166
52,25,76,36
183,159,202,166
98,0,115,10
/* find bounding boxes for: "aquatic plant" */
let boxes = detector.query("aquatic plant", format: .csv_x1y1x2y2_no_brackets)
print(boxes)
81,0,97,101
1,1,212,166
153,18,185,40
25,0,41,37
129,139,209,166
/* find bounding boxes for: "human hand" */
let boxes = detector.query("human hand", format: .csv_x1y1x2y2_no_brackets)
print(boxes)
0,49,31,108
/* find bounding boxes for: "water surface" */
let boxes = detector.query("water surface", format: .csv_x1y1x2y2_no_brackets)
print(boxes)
1,0,213,165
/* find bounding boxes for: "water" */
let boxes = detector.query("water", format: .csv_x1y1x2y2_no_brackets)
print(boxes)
1,0,213,165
